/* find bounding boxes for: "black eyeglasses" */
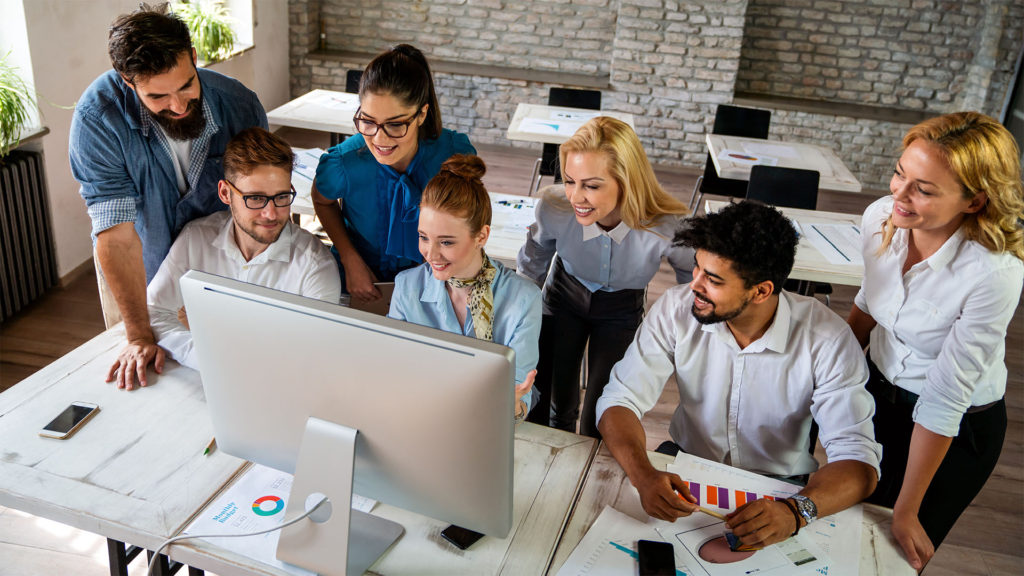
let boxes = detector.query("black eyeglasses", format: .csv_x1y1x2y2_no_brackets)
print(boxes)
352,107,422,139
224,179,296,209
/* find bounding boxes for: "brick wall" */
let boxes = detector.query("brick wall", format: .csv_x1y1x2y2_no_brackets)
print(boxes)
288,0,1023,191
320,0,616,75
736,0,1024,114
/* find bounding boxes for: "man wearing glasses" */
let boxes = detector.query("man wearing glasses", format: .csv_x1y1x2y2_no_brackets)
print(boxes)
145,128,341,370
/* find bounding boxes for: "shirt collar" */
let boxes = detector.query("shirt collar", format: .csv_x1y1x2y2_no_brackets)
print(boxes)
699,292,790,354
921,225,966,271
581,220,631,243
213,212,295,264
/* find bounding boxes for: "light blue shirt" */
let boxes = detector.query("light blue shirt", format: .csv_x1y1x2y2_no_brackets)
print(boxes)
388,257,542,411
517,186,693,292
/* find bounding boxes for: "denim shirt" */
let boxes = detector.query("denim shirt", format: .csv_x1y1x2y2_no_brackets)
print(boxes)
388,258,542,412
70,68,268,282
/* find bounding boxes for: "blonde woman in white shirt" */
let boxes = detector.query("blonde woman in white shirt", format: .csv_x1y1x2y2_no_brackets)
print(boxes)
847,112,1024,571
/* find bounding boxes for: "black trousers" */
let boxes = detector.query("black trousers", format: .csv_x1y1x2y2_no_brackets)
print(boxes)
865,359,1006,548
526,258,645,438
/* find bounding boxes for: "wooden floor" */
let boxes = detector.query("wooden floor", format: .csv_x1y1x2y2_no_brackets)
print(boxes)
0,132,1020,575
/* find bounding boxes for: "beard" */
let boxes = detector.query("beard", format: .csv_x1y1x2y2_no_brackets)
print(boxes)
691,290,751,325
149,97,206,141
231,205,287,246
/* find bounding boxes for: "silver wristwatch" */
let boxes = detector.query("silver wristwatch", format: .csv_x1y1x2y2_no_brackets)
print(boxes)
790,494,817,525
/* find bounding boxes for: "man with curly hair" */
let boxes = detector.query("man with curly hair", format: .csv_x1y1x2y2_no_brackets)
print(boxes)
597,201,881,550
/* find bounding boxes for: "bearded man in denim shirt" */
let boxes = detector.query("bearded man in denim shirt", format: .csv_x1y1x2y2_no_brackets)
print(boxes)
70,4,267,391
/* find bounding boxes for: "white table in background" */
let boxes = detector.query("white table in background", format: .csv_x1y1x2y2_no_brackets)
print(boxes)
506,103,635,145
268,89,359,146
549,444,915,576
487,192,537,267
706,200,864,287
706,133,863,193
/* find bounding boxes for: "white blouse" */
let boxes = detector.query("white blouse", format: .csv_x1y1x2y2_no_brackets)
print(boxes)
854,196,1023,437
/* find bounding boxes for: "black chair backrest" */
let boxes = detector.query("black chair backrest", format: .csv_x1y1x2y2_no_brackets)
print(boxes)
542,88,603,180
346,69,362,94
713,104,771,138
745,165,820,210
697,105,773,199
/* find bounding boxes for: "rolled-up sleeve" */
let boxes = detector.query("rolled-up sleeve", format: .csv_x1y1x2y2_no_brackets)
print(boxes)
70,107,138,238
596,292,679,426
914,265,1024,436
811,326,882,478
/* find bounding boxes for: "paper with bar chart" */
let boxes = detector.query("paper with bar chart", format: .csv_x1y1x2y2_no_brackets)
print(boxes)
557,453,860,576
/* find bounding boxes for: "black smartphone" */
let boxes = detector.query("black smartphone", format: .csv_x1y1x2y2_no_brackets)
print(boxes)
440,524,485,550
638,539,675,576
39,402,100,439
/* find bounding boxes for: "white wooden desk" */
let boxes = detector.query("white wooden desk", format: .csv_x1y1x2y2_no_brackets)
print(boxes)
706,200,864,287
487,192,536,268
166,424,596,576
506,103,635,145
0,325,248,571
706,134,862,193
549,445,914,576
267,89,360,146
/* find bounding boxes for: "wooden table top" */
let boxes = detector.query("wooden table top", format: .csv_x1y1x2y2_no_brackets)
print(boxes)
507,103,635,145
267,89,359,135
706,133,863,193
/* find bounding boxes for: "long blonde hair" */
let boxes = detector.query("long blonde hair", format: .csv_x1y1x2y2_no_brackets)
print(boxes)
879,112,1024,260
559,116,688,230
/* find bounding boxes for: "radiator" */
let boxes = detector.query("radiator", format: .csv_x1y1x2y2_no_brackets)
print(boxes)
0,150,57,322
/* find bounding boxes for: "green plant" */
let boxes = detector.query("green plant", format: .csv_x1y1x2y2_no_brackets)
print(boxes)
0,52,36,157
173,1,237,63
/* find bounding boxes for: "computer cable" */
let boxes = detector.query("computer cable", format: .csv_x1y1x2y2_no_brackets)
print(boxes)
146,494,329,576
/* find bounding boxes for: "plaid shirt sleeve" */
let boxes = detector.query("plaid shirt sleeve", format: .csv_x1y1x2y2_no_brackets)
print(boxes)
87,196,137,239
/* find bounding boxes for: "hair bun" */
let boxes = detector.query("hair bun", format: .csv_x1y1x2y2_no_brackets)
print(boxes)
441,154,486,181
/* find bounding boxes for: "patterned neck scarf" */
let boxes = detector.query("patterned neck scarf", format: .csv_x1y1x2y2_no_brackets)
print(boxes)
447,252,497,341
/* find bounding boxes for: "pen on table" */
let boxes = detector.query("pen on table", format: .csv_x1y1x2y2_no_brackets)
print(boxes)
204,437,217,456
676,490,727,520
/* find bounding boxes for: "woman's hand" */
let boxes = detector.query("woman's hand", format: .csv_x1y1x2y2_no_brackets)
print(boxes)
515,369,536,405
344,256,382,302
892,508,934,572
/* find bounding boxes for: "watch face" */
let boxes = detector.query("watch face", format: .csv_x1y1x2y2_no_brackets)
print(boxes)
794,495,817,520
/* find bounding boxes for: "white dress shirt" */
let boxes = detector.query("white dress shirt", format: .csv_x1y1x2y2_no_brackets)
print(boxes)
855,196,1023,437
148,210,342,369
517,186,693,291
596,285,882,478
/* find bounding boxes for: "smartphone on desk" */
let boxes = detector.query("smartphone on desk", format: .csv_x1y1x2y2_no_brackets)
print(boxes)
39,402,100,439
441,524,484,550
638,539,675,576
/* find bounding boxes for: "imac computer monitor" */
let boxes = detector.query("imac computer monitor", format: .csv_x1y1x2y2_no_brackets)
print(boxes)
180,271,515,575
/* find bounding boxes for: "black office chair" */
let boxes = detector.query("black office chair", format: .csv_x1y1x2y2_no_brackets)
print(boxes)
688,104,771,212
528,88,602,196
746,165,833,302
346,69,362,94
746,164,819,210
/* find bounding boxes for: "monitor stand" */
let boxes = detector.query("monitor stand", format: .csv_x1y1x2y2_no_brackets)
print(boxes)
277,417,405,576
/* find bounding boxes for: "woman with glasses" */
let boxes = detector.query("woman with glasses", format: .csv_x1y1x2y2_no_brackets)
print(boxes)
147,127,341,370
847,112,1023,571
389,155,542,422
313,44,476,303
517,117,691,438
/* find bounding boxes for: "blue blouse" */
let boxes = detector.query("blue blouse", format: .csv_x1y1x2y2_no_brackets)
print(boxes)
314,129,476,280
388,258,542,411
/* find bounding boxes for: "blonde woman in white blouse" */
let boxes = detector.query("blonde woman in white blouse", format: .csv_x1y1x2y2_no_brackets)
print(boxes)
847,112,1023,571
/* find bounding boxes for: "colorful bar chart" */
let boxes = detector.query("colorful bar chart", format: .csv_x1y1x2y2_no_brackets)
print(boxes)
685,480,775,511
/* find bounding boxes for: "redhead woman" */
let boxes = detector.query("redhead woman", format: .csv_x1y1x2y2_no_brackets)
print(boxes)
389,155,541,421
